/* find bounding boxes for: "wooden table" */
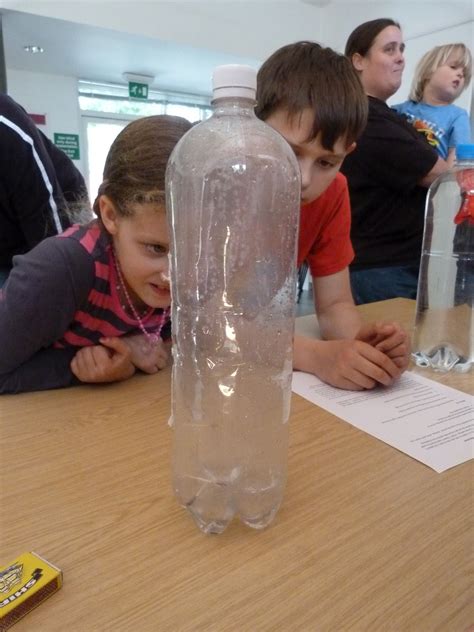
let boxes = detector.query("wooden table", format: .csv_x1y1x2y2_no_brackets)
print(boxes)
1,299,472,631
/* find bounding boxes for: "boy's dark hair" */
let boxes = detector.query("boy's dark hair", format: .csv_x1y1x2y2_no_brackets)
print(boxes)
256,41,368,150
345,18,400,59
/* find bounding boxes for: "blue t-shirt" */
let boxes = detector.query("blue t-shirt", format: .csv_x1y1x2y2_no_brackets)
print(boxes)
392,101,471,159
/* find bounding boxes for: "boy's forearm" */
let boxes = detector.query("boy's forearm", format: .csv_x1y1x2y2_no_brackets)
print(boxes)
317,301,362,341
293,335,324,376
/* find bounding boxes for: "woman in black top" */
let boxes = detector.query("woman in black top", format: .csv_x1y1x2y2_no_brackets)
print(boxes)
341,18,448,304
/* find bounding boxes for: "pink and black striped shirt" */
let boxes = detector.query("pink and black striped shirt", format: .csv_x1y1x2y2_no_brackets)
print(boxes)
0,221,170,393
54,222,170,349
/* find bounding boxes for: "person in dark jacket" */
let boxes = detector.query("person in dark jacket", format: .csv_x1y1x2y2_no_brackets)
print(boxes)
0,115,190,394
0,93,88,286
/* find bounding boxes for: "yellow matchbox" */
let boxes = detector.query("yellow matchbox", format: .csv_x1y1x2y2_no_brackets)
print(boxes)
0,552,62,631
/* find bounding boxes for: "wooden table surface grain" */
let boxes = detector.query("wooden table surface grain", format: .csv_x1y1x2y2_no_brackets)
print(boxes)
1,298,472,631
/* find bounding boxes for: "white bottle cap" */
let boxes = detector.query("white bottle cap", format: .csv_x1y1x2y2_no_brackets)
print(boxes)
212,64,257,100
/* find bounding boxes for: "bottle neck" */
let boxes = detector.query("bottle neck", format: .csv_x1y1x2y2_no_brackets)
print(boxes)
211,96,256,117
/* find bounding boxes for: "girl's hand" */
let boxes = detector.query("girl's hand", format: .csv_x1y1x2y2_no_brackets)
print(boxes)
70,338,136,383
102,334,170,374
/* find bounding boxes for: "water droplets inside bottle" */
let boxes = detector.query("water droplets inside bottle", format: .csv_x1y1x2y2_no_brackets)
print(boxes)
166,64,300,534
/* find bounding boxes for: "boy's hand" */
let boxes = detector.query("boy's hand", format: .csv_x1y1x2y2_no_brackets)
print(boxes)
312,338,402,390
70,338,136,383
356,321,411,370
109,334,170,374
293,334,403,391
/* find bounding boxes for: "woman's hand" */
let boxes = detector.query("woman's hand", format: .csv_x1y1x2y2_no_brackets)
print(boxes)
70,338,136,383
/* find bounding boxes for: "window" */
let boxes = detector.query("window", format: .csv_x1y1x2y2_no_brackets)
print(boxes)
79,80,211,122
79,80,211,198
83,117,129,201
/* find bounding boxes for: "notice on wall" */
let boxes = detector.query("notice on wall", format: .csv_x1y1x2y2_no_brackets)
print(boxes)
28,113,46,126
53,133,80,160
292,370,473,473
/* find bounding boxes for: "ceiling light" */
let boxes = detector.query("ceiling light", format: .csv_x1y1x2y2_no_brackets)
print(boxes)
300,0,331,5
123,72,154,85
23,45,44,54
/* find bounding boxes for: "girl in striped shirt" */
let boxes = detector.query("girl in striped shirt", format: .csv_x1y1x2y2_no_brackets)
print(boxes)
0,115,191,393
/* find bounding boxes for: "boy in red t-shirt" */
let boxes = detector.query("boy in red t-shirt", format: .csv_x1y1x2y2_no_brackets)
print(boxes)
256,41,410,390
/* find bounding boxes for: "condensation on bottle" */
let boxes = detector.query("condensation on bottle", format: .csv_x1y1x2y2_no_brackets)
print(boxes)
412,143,474,373
165,64,301,534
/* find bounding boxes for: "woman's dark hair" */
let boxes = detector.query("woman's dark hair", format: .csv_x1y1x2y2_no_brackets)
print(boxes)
345,18,401,60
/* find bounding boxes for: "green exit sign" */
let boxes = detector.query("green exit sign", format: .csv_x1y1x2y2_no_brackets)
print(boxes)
128,81,149,100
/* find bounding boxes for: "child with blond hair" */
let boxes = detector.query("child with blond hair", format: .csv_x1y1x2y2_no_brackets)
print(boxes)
393,43,472,166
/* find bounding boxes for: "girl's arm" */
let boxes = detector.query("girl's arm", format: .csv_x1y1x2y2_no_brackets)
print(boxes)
0,237,93,394
0,347,80,394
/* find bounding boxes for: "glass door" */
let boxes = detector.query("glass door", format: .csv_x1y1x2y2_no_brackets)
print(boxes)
82,115,131,202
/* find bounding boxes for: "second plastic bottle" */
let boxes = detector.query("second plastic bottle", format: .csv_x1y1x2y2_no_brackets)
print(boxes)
166,65,300,534
412,143,474,373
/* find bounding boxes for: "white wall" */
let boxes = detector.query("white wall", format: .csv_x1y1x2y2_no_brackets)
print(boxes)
6,68,85,175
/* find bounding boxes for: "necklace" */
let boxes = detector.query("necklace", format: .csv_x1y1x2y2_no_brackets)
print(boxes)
112,248,170,347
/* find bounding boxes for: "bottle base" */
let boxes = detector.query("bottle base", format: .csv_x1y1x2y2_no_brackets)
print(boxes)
239,505,280,530
236,482,283,529
178,478,235,534
184,505,280,534
187,511,232,535
174,471,285,534
412,348,472,373
177,479,283,534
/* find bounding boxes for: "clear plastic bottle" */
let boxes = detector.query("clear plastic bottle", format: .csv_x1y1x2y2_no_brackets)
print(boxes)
412,143,474,373
166,64,300,534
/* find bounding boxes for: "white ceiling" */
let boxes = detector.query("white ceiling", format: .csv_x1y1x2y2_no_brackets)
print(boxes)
0,8,263,97
1,1,473,98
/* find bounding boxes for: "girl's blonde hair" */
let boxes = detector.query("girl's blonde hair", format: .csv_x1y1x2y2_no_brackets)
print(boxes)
409,43,472,102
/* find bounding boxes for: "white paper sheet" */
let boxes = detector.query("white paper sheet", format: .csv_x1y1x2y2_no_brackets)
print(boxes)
292,371,474,473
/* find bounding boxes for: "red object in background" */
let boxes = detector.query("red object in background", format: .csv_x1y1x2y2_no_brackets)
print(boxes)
455,168,474,226
454,192,474,226
28,113,46,125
